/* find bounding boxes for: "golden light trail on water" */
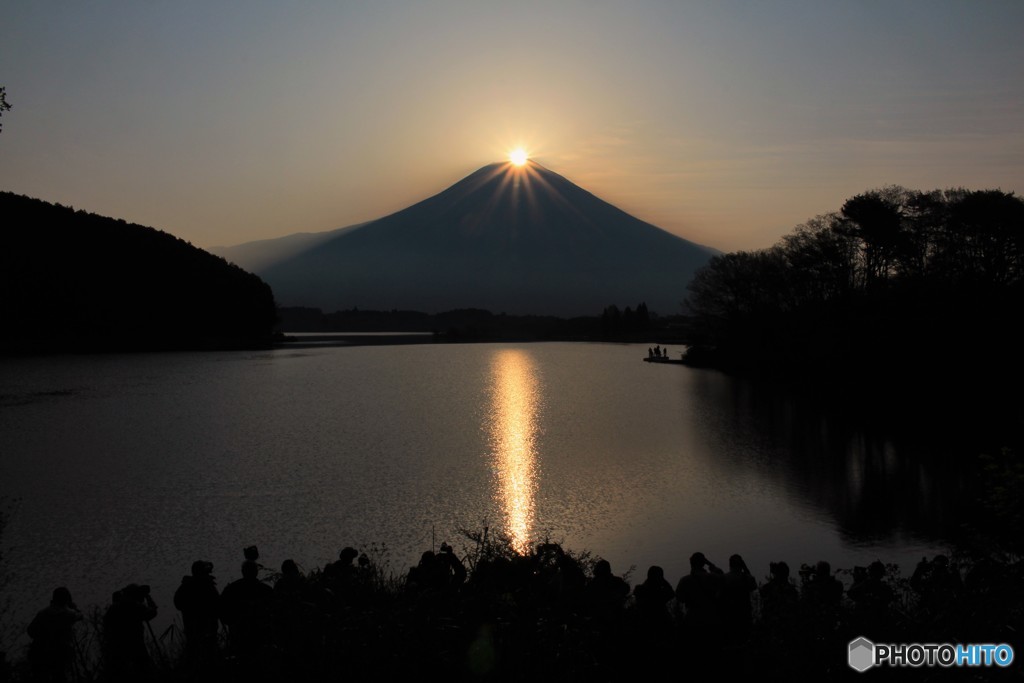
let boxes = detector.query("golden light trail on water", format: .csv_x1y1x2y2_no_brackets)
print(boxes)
488,349,541,555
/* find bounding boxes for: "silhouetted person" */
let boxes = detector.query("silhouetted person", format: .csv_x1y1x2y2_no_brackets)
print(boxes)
323,546,363,613
408,544,467,595
848,560,894,637
274,559,322,674
241,544,267,576
582,558,630,675
436,542,467,587
628,565,676,677
406,551,444,593
173,560,220,668
911,554,961,616
632,565,675,632
800,560,843,628
274,559,308,602
537,544,587,612
102,583,158,682
675,552,724,648
759,561,799,633
27,586,83,683
406,545,468,624
721,554,757,644
356,552,374,584
909,557,962,634
586,559,630,621
327,547,359,581
219,560,274,670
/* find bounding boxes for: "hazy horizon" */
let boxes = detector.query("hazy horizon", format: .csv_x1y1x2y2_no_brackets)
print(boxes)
2,1,1022,253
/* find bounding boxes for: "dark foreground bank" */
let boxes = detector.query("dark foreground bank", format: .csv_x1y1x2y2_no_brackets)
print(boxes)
4,531,1021,683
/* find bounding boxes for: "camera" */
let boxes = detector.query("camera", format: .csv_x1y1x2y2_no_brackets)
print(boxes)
119,584,150,602
192,560,214,576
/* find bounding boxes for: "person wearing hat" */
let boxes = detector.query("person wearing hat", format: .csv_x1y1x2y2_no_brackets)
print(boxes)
219,559,275,668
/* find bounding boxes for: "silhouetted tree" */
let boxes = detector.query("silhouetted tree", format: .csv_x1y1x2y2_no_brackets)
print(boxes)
682,186,1024,387
635,302,650,329
0,86,10,134
601,305,622,336
839,187,910,286
779,214,859,305
944,190,1024,286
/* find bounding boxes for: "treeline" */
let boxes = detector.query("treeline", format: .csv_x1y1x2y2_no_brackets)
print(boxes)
279,302,684,343
0,193,278,352
683,187,1024,395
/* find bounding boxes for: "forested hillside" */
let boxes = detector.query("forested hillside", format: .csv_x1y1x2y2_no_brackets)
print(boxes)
1,192,277,352
683,187,1024,405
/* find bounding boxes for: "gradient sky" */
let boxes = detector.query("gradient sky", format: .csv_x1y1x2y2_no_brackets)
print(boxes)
2,1,1022,252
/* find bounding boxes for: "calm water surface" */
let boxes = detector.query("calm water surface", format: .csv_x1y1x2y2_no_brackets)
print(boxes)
1,342,957,641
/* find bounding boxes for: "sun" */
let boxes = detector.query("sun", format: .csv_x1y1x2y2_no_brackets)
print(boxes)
509,148,529,167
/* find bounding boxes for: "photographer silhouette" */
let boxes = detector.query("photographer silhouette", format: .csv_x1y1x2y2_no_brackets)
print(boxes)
102,583,158,682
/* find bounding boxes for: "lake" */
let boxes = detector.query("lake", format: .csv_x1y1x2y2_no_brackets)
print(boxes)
0,341,963,644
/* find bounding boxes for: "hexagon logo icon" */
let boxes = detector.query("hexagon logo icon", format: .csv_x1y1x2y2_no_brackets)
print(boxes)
849,637,875,672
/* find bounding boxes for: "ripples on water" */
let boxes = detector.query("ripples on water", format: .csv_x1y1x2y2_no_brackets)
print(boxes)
0,343,957,643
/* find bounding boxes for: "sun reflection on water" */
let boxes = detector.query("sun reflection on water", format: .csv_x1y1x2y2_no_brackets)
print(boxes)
488,349,541,555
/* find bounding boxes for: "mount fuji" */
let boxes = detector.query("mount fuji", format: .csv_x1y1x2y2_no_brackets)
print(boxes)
212,161,717,316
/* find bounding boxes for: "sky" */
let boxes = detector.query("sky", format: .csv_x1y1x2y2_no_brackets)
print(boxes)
2,1,1022,253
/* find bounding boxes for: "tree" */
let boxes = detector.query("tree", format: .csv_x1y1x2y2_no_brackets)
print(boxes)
780,213,859,304
839,188,909,286
681,185,1024,379
944,190,1024,285
0,86,10,134
685,249,789,321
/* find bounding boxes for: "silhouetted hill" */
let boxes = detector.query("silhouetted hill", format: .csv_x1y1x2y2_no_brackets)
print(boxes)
0,192,278,352
226,162,717,316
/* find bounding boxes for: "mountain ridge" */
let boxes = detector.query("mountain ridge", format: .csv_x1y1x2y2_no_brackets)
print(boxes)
220,161,718,316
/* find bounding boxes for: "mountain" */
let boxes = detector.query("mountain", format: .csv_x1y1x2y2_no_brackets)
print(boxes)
209,221,369,273
224,161,718,316
1,192,277,352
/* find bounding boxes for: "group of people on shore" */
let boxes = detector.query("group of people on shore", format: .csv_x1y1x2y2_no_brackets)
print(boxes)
19,541,992,681
646,345,672,359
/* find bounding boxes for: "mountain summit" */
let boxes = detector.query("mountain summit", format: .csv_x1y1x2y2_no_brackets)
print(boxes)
219,161,717,316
